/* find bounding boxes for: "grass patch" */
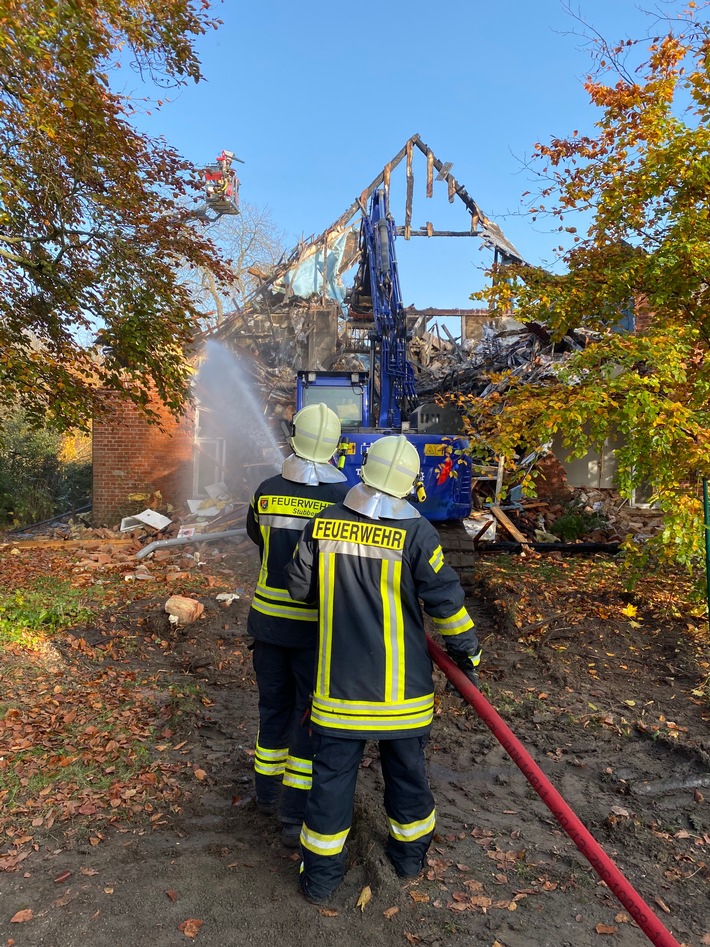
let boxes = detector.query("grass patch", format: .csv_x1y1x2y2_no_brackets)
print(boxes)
0,743,152,810
164,681,204,730
0,578,98,647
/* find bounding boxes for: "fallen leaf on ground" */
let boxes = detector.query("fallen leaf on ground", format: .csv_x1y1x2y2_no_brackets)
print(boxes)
356,885,371,912
54,870,72,884
470,895,492,910
53,889,79,908
193,769,207,781
10,909,33,923
595,923,618,935
654,896,671,914
166,889,178,902
409,890,429,903
317,908,339,917
0,852,28,871
614,913,629,923
383,906,399,918
463,878,484,892
178,918,204,938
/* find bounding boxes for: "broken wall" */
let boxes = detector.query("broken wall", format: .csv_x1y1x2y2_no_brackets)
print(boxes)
461,309,522,344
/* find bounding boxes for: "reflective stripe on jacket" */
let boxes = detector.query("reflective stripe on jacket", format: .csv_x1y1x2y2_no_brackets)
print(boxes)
285,503,479,738
246,474,349,647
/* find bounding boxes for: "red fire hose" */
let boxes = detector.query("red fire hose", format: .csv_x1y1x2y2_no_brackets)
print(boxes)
427,636,682,947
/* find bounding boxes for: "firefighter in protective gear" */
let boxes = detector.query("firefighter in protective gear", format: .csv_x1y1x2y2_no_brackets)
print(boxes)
246,403,349,847
286,434,482,902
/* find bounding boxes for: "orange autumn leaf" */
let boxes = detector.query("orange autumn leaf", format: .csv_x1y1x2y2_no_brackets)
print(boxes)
178,918,204,938
409,890,430,903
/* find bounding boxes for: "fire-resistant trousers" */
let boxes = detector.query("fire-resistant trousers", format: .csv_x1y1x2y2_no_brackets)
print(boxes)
299,731,436,901
252,640,315,825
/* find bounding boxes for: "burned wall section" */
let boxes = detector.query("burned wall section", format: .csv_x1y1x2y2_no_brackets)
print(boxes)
461,308,522,344
213,298,340,374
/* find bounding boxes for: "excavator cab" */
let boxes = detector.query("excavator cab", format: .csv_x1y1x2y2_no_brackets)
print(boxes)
204,150,241,216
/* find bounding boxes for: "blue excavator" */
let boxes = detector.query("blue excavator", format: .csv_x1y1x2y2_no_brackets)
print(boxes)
296,187,472,521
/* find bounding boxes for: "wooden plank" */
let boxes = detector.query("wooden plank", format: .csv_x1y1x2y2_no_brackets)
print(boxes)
395,229,483,237
404,139,414,240
471,519,494,545
489,505,530,545
1,538,137,549
494,456,505,505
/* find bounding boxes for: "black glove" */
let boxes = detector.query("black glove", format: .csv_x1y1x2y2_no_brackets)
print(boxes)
446,648,482,694
458,664,480,688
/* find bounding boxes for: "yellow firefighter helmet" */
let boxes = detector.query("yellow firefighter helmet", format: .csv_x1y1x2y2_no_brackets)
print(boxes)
290,403,342,464
361,434,420,498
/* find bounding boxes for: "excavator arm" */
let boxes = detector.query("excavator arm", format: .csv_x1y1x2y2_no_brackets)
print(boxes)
349,188,418,429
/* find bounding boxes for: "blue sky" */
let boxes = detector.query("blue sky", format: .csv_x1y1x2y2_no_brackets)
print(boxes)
129,0,675,313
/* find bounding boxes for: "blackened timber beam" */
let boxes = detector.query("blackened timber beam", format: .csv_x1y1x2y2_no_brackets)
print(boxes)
411,136,523,263
395,228,486,237
405,139,414,239
329,134,422,236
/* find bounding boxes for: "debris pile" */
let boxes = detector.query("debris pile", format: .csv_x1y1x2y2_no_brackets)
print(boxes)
466,489,664,550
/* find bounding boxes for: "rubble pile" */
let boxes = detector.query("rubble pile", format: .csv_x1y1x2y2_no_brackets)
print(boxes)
465,488,664,550
415,322,594,402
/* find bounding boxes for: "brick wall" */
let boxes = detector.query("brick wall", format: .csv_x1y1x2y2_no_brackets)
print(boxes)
633,294,654,333
533,452,574,504
92,393,195,526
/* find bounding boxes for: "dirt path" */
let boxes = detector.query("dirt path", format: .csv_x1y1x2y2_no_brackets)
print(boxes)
1,543,708,947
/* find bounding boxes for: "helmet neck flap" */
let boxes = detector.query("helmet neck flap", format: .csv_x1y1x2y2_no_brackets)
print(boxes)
343,482,420,521
282,453,347,486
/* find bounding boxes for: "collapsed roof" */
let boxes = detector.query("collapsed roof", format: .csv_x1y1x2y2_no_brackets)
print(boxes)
195,134,530,411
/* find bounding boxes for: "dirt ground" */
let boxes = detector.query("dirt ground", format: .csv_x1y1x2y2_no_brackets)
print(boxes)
1,538,709,947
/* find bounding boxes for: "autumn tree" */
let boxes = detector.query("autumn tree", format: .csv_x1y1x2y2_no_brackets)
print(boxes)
464,6,710,582
0,0,232,430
